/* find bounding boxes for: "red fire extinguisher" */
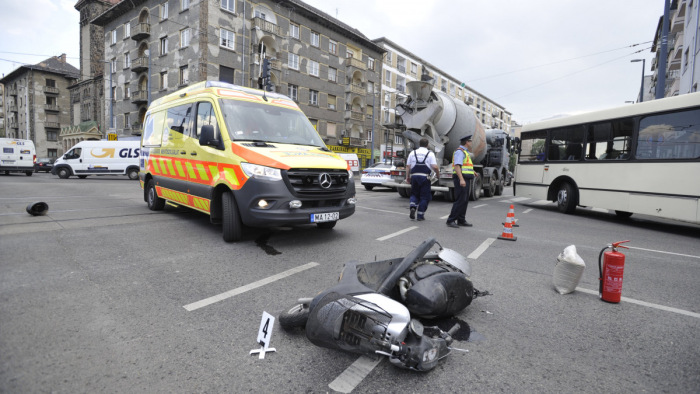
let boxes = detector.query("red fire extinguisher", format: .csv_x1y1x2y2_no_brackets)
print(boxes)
598,240,630,303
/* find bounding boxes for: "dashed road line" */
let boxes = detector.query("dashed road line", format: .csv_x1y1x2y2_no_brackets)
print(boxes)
356,206,403,216
472,204,487,209
328,356,383,393
376,226,418,241
183,262,319,311
468,238,496,259
523,208,533,214
575,287,700,319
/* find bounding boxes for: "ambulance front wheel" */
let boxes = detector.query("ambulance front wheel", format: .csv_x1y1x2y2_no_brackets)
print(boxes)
222,191,242,242
146,179,165,211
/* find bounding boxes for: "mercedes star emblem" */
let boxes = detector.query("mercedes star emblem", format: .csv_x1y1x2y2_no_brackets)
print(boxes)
318,173,332,189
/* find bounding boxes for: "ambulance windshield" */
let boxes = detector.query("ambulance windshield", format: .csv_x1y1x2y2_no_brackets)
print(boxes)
219,99,326,148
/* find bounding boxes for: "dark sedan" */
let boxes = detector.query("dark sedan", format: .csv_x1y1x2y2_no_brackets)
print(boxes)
34,158,54,173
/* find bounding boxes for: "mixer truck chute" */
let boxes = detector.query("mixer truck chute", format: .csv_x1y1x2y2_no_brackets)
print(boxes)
383,80,512,201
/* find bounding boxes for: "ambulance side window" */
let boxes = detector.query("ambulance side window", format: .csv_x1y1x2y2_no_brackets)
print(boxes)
142,111,166,147
194,102,218,139
166,104,192,136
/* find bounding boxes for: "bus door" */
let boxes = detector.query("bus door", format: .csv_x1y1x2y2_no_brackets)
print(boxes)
516,130,547,184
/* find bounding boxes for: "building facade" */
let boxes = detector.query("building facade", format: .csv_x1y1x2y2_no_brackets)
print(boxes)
651,0,700,97
373,37,511,163
91,0,384,167
0,55,79,159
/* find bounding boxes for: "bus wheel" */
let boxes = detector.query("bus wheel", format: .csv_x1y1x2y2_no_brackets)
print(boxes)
146,179,165,211
615,210,633,219
557,182,578,214
222,191,242,242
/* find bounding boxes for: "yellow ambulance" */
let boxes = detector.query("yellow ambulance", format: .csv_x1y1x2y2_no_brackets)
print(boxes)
139,81,356,242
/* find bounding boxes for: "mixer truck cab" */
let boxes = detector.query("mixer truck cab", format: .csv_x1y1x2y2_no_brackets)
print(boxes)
139,81,356,242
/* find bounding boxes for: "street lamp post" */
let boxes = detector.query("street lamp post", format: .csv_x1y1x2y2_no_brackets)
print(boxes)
144,49,152,106
631,59,645,102
370,91,376,166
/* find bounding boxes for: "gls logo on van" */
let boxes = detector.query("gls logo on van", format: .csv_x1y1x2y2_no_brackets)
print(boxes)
90,148,141,158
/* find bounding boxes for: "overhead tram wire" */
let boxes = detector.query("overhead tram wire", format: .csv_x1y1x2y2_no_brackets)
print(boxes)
467,41,653,83
494,46,652,100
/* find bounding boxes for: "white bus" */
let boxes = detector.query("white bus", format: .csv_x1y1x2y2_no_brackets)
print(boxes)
514,92,700,223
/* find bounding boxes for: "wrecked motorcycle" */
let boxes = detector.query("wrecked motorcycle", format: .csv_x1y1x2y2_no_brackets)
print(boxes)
279,238,474,371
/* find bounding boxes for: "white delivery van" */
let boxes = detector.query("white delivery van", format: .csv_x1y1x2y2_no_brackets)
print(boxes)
339,153,360,175
52,140,140,179
0,138,36,176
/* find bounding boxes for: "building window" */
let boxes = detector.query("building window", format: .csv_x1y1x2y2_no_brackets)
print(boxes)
160,36,168,55
221,0,235,13
367,82,374,94
123,83,130,99
384,93,390,107
383,110,390,124
111,86,116,100
111,29,117,45
385,50,393,64
47,130,57,141
411,63,417,76
309,89,318,106
395,135,403,145
124,23,130,38
179,65,189,85
397,56,406,73
161,2,169,20
220,28,235,50
310,31,320,47
288,53,299,70
328,67,337,83
288,84,298,101
289,23,299,39
110,58,117,73
328,94,336,110
124,52,130,68
181,0,189,10
346,49,354,59
367,57,374,71
180,28,191,48
124,112,131,128
219,65,234,84
160,71,168,90
384,70,391,86
329,40,337,54
308,60,319,77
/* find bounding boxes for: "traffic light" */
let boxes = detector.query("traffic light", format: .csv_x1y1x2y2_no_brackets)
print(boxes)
261,58,271,80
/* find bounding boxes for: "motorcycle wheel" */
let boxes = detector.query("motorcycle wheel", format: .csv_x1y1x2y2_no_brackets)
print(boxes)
279,303,310,329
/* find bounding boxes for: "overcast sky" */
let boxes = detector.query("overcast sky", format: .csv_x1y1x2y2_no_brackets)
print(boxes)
1,0,664,123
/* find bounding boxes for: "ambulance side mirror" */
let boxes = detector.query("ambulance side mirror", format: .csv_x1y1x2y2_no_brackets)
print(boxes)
199,125,223,150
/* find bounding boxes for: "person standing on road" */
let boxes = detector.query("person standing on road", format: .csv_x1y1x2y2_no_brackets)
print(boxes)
446,134,475,228
406,138,439,221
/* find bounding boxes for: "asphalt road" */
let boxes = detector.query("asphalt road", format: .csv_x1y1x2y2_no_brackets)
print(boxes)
1,172,699,393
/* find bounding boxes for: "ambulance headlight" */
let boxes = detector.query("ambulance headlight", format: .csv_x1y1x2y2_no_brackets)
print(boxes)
241,163,282,181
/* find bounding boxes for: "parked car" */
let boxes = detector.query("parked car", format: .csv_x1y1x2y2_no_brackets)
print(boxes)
34,158,54,173
360,162,396,191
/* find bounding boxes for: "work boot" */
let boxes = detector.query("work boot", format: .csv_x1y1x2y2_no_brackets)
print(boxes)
446,221,460,228
458,221,473,227
409,207,416,220
417,215,425,221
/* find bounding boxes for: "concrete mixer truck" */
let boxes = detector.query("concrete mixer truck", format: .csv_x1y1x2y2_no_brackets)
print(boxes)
384,79,513,201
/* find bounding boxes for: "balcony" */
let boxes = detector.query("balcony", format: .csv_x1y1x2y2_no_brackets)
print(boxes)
7,88,17,96
345,83,365,95
253,17,281,36
45,104,59,112
44,86,59,95
131,23,150,41
45,121,60,129
670,12,685,34
9,104,18,112
131,90,148,104
345,110,365,122
131,57,148,72
345,57,366,71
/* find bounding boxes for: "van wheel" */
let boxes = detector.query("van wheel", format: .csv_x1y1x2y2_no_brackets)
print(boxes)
317,221,336,229
26,171,33,176
127,168,139,180
57,168,71,179
222,191,242,242
146,179,165,211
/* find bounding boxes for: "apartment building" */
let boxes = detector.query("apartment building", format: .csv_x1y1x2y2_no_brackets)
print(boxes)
90,0,384,167
0,84,4,136
651,0,700,97
0,55,79,159
374,37,511,162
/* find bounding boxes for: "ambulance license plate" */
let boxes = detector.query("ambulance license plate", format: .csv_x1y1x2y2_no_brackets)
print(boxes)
311,212,339,223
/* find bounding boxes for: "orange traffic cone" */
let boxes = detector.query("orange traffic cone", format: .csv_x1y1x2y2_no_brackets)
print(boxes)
502,204,519,227
498,206,517,241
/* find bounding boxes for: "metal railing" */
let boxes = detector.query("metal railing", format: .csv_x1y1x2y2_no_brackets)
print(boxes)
253,17,281,36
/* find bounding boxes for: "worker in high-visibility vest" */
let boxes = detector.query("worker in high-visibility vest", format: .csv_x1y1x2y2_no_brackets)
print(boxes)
446,134,475,228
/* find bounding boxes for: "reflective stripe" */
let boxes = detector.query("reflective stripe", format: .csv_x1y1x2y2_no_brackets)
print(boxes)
452,147,475,175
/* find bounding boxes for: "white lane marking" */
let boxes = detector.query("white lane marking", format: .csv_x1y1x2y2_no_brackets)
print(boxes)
328,356,383,393
468,238,496,260
626,246,700,260
376,226,418,241
357,206,403,216
523,208,533,214
529,200,551,205
472,204,487,209
441,214,450,219
575,287,700,319
183,262,319,311
501,197,531,203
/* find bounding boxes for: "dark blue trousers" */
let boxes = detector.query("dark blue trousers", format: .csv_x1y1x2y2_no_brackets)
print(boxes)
447,175,471,223
409,176,432,218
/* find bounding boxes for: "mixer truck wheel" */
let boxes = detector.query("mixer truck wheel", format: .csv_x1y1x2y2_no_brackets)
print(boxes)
398,187,410,198
495,176,504,196
470,175,481,201
484,177,495,197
